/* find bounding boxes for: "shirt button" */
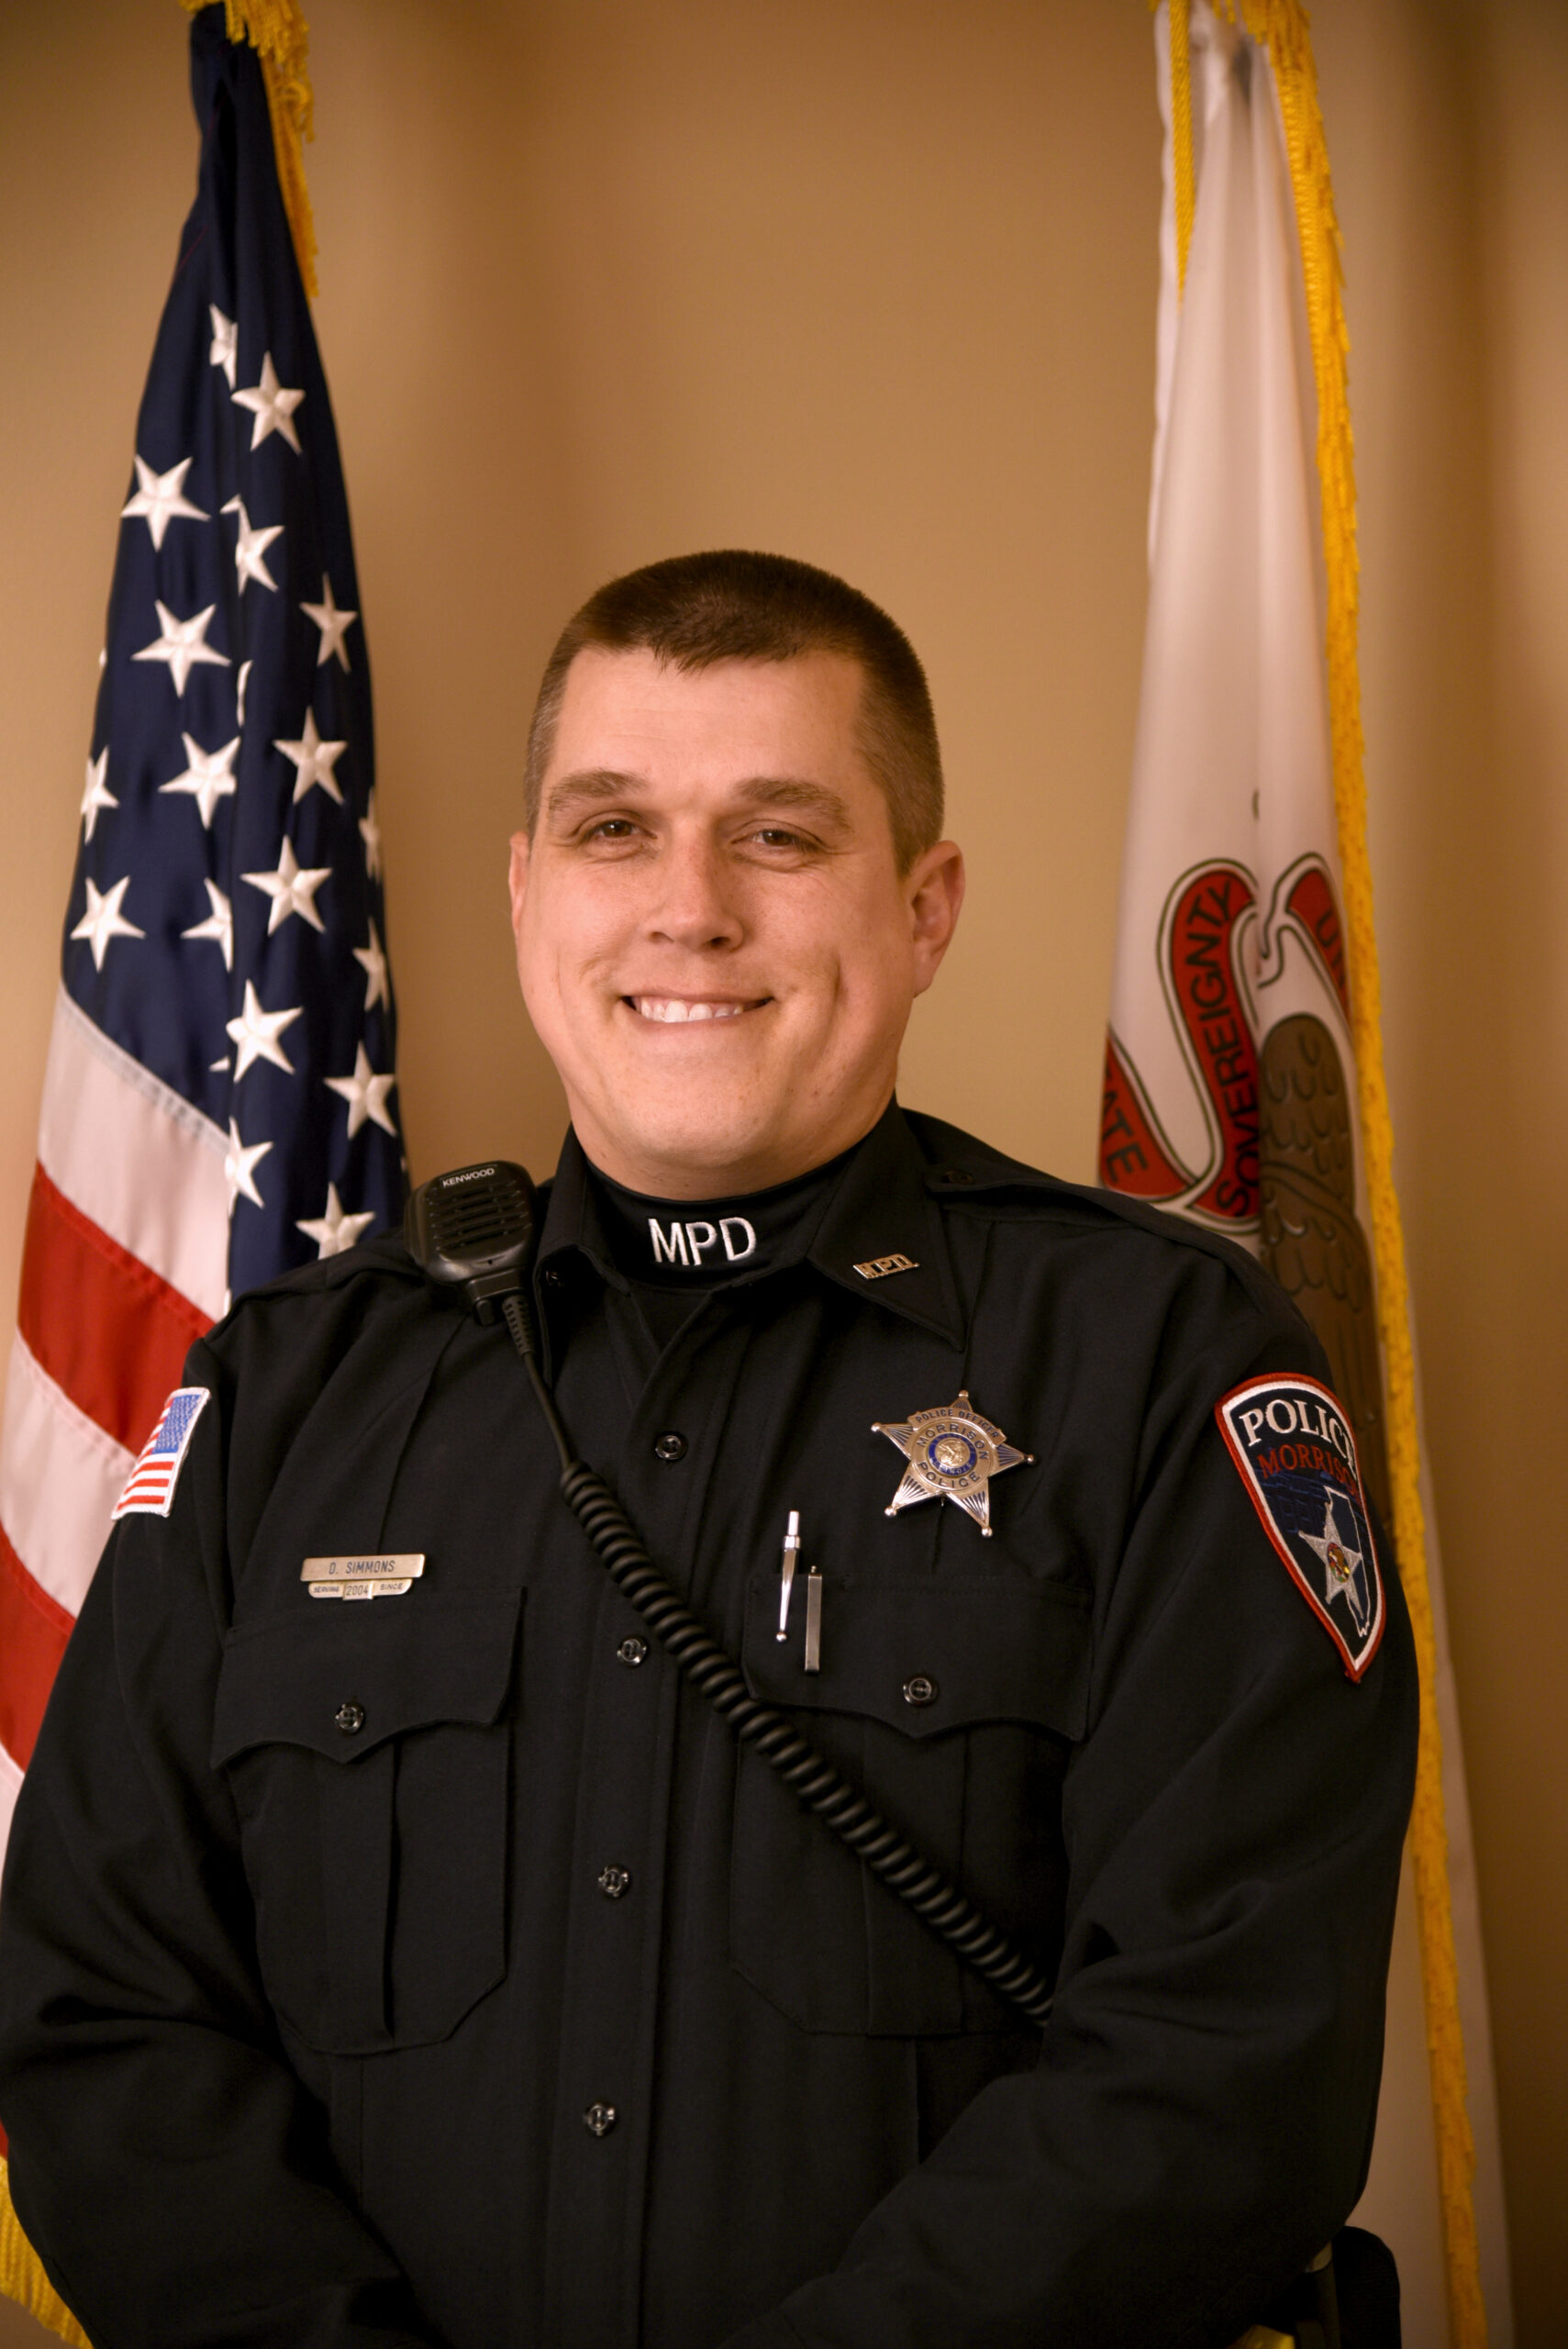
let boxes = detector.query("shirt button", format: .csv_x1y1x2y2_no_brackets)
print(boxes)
902,1675,939,1708
942,1167,974,1186
334,1700,365,1735
597,1865,631,1899
583,2101,617,2138
652,1430,687,1463
617,1636,649,1667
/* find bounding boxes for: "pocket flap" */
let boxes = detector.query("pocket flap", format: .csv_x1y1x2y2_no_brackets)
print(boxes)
212,1590,524,1767
742,1575,1091,1742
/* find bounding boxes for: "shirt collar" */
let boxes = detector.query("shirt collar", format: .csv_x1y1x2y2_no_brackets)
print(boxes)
535,1130,629,1294
535,1101,968,1346
803,1102,965,1344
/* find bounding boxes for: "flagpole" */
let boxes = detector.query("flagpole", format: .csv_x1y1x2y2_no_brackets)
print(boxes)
1174,5,1489,2340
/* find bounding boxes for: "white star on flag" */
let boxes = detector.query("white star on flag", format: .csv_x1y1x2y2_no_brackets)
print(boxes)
359,792,384,881
326,1042,398,1138
120,454,207,550
273,709,347,805
221,496,283,594
226,981,303,1080
301,576,357,671
296,1182,377,1260
224,1118,272,1212
182,878,234,969
0,12,410,1957
159,732,240,829
80,750,117,842
232,351,304,453
353,919,390,1012
242,836,330,934
132,600,230,696
70,875,145,970
208,304,238,389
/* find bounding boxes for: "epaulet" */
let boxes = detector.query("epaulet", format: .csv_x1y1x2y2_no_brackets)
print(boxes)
902,1108,1296,1324
211,1229,432,1330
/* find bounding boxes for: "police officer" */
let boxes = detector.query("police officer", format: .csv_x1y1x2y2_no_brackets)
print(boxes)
0,551,1417,2347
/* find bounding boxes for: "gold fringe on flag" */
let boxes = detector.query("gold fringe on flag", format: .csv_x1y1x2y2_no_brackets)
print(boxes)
181,0,317,298
1168,0,1195,294
0,2162,89,2348
1170,3,1489,2341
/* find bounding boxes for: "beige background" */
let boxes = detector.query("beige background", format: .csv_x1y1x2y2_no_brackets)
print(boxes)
0,0,1562,2341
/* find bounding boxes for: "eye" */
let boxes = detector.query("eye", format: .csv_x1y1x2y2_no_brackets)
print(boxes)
581,816,641,843
743,825,813,852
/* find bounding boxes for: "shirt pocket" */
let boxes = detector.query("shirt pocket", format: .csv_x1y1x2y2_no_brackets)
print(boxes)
729,1575,1090,2036
212,1591,522,2055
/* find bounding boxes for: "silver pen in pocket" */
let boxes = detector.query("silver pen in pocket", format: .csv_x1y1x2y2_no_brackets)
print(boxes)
776,1509,801,1640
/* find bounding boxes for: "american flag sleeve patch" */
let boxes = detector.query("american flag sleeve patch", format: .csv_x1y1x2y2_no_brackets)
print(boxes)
111,1386,211,1520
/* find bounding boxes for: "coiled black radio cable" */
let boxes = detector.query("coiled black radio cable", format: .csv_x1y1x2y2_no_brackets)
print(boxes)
500,1291,1056,2029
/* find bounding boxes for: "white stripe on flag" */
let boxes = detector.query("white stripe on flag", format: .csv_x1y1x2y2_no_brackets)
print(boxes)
0,1741,25,1881
0,1334,133,1620
37,986,230,1322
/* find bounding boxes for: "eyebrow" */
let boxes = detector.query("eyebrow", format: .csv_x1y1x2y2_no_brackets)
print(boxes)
544,769,854,833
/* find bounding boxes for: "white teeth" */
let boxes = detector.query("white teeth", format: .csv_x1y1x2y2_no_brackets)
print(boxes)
633,997,748,1023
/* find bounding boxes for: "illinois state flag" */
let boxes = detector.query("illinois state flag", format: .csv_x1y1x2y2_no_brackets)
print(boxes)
0,6,404,1880
1103,9,1507,2340
1099,1,1388,1529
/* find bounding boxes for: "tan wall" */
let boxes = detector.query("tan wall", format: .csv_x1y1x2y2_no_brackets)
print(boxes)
0,1,1562,2340
1319,4,1568,2340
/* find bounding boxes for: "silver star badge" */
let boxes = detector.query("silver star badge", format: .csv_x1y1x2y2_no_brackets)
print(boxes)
1298,1494,1372,1639
872,1392,1031,1536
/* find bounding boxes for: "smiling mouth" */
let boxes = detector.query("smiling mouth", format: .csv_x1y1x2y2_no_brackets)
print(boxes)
627,996,770,1024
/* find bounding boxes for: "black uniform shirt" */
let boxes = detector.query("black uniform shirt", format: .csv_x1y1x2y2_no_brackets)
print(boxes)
0,1106,1418,2349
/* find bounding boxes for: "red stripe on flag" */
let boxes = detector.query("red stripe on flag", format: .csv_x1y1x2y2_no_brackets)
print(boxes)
0,1523,73,1771
17,1164,209,1457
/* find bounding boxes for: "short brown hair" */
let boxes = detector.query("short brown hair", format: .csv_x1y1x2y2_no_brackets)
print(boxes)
523,551,944,871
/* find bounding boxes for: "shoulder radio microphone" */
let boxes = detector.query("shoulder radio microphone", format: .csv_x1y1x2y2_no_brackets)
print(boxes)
404,1159,539,1335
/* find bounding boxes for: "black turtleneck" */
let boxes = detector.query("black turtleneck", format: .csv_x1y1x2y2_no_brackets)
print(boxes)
586,1146,856,1347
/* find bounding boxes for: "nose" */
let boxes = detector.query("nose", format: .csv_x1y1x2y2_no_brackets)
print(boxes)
643,829,744,953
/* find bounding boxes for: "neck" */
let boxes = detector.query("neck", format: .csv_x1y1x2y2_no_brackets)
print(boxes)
567,1091,895,1200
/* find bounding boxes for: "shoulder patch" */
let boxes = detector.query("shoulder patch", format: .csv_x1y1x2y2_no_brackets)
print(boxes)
1217,1374,1385,1681
112,1387,210,1520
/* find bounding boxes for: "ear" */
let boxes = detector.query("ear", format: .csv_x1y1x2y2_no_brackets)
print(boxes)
507,830,531,941
906,841,965,994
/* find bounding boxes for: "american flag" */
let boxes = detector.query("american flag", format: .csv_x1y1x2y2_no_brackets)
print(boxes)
0,9,404,1872
110,1389,212,1524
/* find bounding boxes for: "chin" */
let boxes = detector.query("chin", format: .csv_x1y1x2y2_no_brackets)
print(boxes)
588,1090,782,1189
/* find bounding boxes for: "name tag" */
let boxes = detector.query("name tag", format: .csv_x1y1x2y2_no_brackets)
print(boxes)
301,1553,426,1601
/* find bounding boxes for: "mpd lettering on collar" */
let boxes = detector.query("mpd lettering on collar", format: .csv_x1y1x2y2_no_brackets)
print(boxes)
853,1253,918,1282
647,1216,756,1270
1217,1374,1385,1681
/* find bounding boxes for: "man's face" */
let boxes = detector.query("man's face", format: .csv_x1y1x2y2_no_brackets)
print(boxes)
509,646,963,1197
